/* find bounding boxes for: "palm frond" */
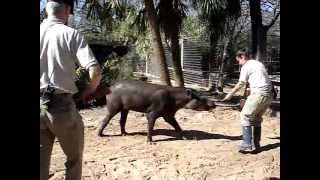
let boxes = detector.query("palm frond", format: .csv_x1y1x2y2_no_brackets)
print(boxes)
192,0,241,43
82,0,131,26
132,8,148,33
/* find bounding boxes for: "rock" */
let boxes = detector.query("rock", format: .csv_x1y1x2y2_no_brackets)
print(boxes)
109,157,118,161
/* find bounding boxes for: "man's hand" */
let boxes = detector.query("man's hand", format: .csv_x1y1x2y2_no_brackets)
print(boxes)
222,93,233,101
81,65,102,103
221,81,246,102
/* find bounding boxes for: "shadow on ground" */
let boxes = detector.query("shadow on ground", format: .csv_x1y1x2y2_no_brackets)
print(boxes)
100,129,242,142
101,130,280,153
156,129,242,141
241,142,280,155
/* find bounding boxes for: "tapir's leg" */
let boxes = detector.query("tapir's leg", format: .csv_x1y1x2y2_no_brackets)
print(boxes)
164,116,184,139
98,104,120,136
146,112,159,142
164,116,182,132
120,110,129,135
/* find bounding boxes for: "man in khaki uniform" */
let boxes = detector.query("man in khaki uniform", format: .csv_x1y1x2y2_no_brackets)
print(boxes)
222,49,272,153
40,0,102,179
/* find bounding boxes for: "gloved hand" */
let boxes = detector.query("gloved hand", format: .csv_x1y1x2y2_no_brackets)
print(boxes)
222,93,233,101
79,87,95,104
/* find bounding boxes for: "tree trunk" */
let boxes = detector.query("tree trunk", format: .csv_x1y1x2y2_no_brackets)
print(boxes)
217,39,229,91
208,34,219,90
225,40,235,74
256,26,268,62
170,31,184,87
250,0,280,63
207,45,215,90
144,0,171,86
249,0,262,60
208,39,218,91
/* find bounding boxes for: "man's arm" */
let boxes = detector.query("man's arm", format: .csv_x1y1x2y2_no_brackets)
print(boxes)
222,81,246,101
72,31,102,101
81,65,102,101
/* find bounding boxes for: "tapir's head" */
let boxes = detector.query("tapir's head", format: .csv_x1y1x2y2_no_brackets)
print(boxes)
74,84,111,109
184,89,216,111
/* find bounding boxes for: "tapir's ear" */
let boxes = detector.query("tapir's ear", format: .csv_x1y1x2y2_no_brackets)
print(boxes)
186,89,201,100
186,89,193,97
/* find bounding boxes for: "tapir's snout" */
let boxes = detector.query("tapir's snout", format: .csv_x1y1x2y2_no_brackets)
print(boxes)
207,100,216,109
185,97,215,111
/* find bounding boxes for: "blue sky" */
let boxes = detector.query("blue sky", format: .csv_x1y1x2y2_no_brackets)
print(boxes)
40,0,85,11
40,0,46,10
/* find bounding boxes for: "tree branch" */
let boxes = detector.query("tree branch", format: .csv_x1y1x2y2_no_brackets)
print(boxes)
266,0,275,6
261,3,273,11
232,17,246,42
265,10,280,30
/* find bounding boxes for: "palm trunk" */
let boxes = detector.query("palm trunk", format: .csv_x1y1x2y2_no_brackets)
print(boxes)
144,0,171,86
250,0,279,63
170,31,184,87
256,26,268,62
217,39,229,91
249,0,262,60
208,35,218,90
225,40,235,74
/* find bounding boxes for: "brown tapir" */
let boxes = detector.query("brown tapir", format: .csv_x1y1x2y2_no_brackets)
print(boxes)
89,80,216,142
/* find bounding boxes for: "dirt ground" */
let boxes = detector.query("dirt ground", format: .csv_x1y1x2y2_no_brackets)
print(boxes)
48,101,280,180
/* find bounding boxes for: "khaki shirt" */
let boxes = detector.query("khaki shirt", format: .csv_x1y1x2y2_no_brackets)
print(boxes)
40,17,98,94
239,60,272,96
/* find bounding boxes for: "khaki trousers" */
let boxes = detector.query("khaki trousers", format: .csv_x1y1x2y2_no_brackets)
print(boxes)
240,93,272,127
40,94,84,180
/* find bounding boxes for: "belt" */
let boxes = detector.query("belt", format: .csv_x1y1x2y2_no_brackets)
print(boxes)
40,88,70,96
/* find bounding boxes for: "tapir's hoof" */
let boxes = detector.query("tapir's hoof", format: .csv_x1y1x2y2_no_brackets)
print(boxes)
177,135,187,140
121,132,128,136
147,141,156,145
176,131,186,140
98,130,104,137
182,136,188,140
147,139,156,145
178,134,187,140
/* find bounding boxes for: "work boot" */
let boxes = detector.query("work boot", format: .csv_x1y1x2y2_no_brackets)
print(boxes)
239,126,253,153
253,126,262,152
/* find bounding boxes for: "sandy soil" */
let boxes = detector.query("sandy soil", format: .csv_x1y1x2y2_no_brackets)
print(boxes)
48,104,280,180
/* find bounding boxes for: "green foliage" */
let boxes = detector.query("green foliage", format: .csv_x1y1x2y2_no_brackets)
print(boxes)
192,0,241,43
157,0,188,41
181,15,207,41
134,31,152,62
76,56,135,90
77,1,150,77
132,9,148,33
101,57,124,84
75,67,90,92
40,8,46,23
108,8,139,44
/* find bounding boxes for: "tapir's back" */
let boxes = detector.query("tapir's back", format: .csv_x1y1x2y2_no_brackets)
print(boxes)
108,80,171,112
110,80,165,95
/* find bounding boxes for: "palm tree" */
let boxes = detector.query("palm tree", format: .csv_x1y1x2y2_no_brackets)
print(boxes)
249,0,280,62
192,0,241,90
157,0,188,87
81,0,125,31
40,7,46,23
82,0,171,86
143,0,171,85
